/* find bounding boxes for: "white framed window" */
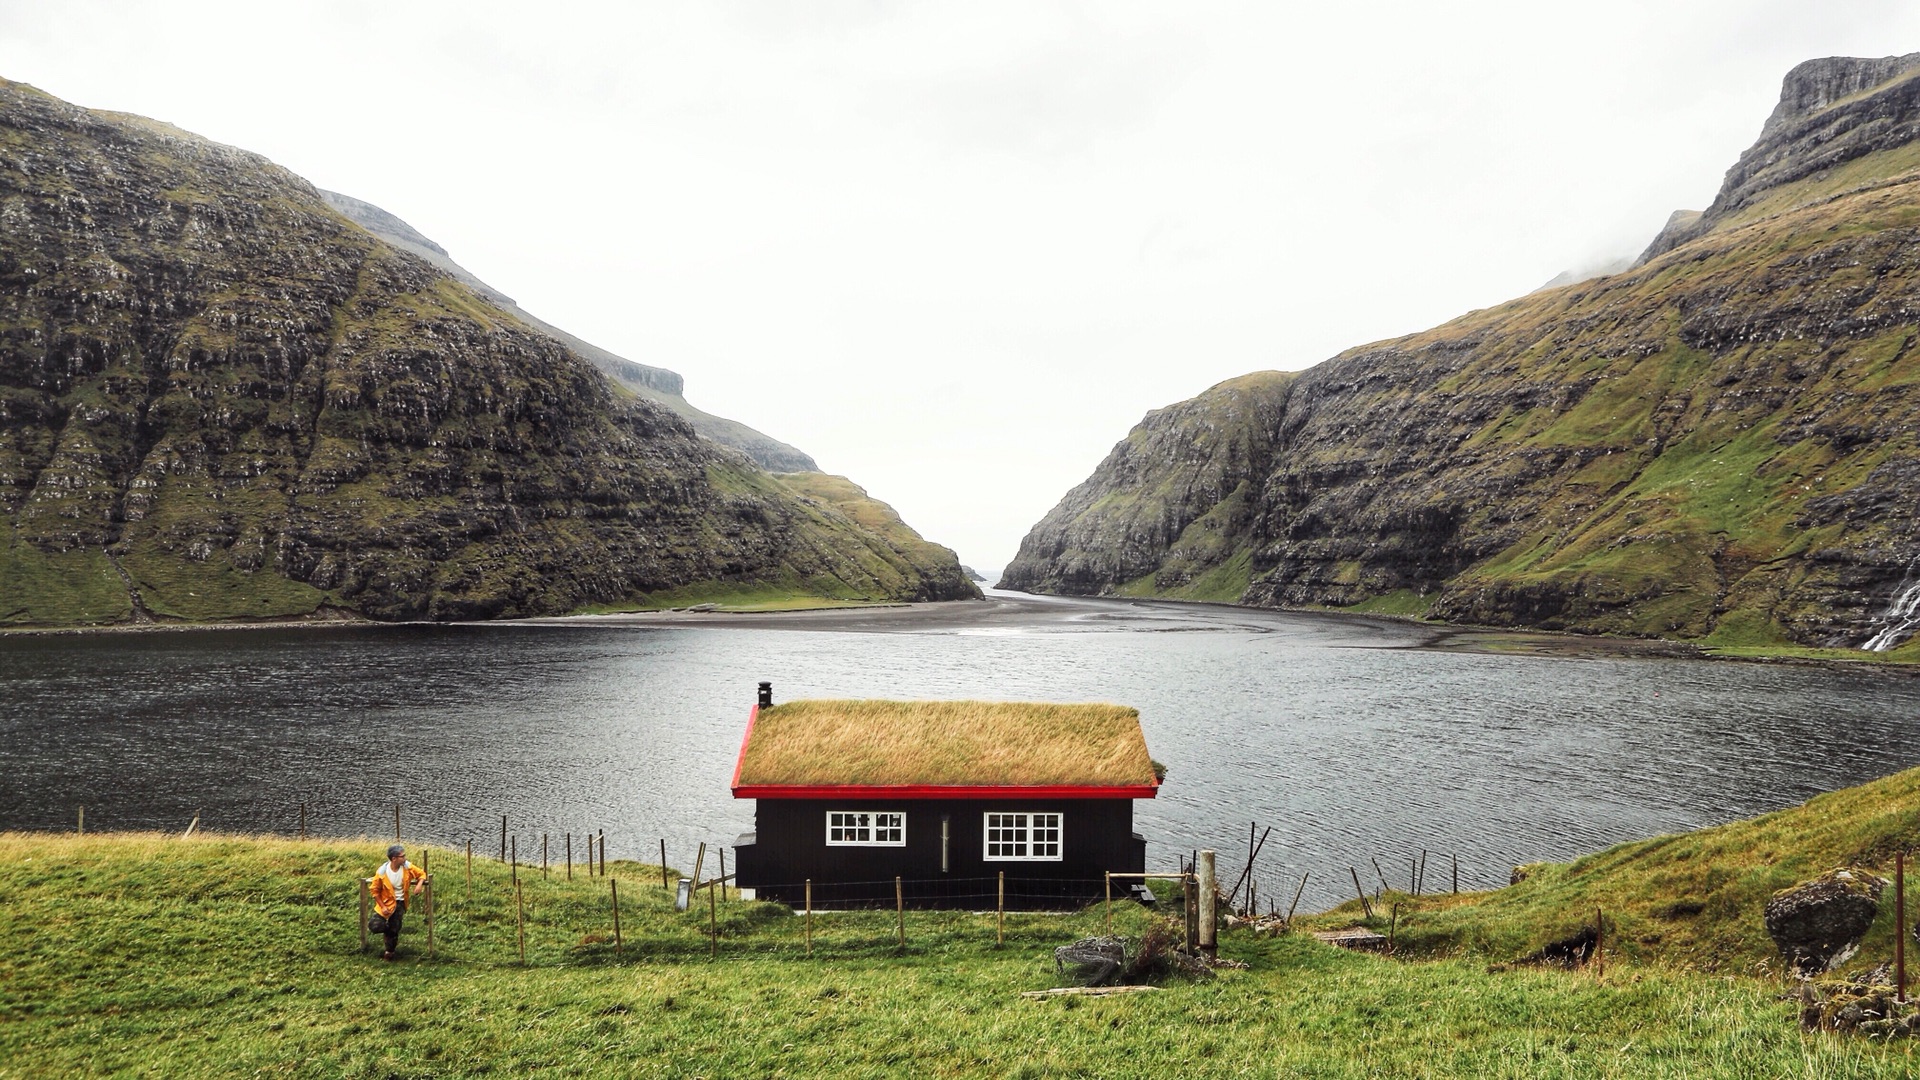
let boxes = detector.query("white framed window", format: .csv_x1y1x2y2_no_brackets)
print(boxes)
983,812,1062,861
826,810,906,846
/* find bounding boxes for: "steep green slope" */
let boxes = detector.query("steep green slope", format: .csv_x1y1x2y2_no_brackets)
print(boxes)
0,79,973,626
1339,763,1920,976
319,189,822,473
1002,54,1920,654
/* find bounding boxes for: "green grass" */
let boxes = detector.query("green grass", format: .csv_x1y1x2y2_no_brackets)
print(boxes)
21,767,1920,1077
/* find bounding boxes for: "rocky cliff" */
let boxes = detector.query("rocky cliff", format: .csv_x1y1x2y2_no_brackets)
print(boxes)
0,78,974,626
1002,55,1920,653
318,190,820,473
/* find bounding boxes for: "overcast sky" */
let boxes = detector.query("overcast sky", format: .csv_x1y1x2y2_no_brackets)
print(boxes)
5,3,1919,574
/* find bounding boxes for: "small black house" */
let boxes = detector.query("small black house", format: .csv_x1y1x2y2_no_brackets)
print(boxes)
730,691,1160,909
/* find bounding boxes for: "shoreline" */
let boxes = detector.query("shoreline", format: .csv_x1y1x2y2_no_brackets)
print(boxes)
4,588,1914,672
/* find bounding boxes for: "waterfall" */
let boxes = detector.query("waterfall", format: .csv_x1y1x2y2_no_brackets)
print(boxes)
1863,575,1920,652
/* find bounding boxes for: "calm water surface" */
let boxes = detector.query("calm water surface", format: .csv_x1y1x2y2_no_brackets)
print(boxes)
4,592,1918,908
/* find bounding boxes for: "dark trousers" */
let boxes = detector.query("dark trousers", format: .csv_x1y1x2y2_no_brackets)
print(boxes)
384,900,407,953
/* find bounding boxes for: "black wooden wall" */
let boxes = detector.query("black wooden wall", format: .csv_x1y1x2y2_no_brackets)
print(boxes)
734,797,1147,909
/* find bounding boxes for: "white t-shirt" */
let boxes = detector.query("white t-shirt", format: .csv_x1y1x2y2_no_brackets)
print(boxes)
381,861,410,902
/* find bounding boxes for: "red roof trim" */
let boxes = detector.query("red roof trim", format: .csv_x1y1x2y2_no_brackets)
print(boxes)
731,783,1159,800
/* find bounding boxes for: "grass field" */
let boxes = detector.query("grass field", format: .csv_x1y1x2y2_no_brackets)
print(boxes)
11,790,1920,1079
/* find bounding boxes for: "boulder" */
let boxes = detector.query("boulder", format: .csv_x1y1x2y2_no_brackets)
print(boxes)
1765,868,1888,976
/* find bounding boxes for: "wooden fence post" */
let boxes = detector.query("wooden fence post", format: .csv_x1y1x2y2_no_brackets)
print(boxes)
499,815,507,862
997,872,1005,946
1350,867,1374,919
1595,906,1605,979
426,882,435,959
182,813,199,839
805,879,813,956
659,839,668,890
77,805,84,836
1452,853,1460,895
511,836,518,887
1286,872,1309,926
1197,850,1217,956
1899,852,1908,1004
1389,903,1398,953
1371,857,1388,897
720,849,728,902
515,880,526,965
611,879,623,955
691,842,706,890
394,803,401,841
598,831,605,877
359,878,370,953
543,834,549,878
465,839,473,900
566,834,573,881
1105,872,1113,935
896,876,905,947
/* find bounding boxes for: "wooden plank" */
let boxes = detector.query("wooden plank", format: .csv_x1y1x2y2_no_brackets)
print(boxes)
1020,986,1160,999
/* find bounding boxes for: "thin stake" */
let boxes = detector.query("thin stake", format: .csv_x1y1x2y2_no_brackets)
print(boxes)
805,879,813,956
1286,872,1309,926
542,834,549,878
298,803,306,840
566,833,573,881
1371,857,1389,898
1408,857,1417,896
895,876,905,947
394,803,401,841
660,839,668,890
997,872,1005,946
1595,905,1605,978
511,835,518,888
719,849,727,902
691,842,706,891
1105,872,1113,936
424,848,435,959
182,813,199,839
77,805,84,835
515,880,526,965
708,878,718,960
1350,867,1373,919
500,815,507,863
1452,852,1459,895
1389,903,1398,953
1417,850,1428,896
611,879,623,955
1900,852,1909,1004
598,830,605,878
465,839,473,900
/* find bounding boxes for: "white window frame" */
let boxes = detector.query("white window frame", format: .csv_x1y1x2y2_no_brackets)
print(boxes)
983,812,1063,861
825,810,906,847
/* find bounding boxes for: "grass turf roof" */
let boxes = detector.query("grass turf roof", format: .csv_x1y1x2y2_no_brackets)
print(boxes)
735,700,1156,788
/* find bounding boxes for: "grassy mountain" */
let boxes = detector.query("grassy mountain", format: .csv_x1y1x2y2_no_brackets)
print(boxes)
1002,53,1920,656
320,190,822,473
0,78,974,626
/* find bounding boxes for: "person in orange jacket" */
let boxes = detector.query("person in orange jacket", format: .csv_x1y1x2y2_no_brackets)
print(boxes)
370,843,429,960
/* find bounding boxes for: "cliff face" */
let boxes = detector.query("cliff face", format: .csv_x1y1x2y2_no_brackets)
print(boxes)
1002,55,1920,652
318,190,821,473
0,79,972,626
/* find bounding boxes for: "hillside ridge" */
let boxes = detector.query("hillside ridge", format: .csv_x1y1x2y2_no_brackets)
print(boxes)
1001,54,1920,654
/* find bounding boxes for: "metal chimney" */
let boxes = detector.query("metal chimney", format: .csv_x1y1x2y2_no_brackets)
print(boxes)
757,681,773,708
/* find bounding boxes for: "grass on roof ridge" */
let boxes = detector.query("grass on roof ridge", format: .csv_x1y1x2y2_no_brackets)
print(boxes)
739,699,1157,788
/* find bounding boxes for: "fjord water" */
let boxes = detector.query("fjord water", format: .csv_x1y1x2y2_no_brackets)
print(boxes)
4,592,1917,909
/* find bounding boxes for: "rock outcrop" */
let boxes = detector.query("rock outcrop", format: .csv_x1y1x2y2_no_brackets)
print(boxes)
0,78,973,625
319,190,819,472
1765,869,1888,976
1002,55,1920,651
